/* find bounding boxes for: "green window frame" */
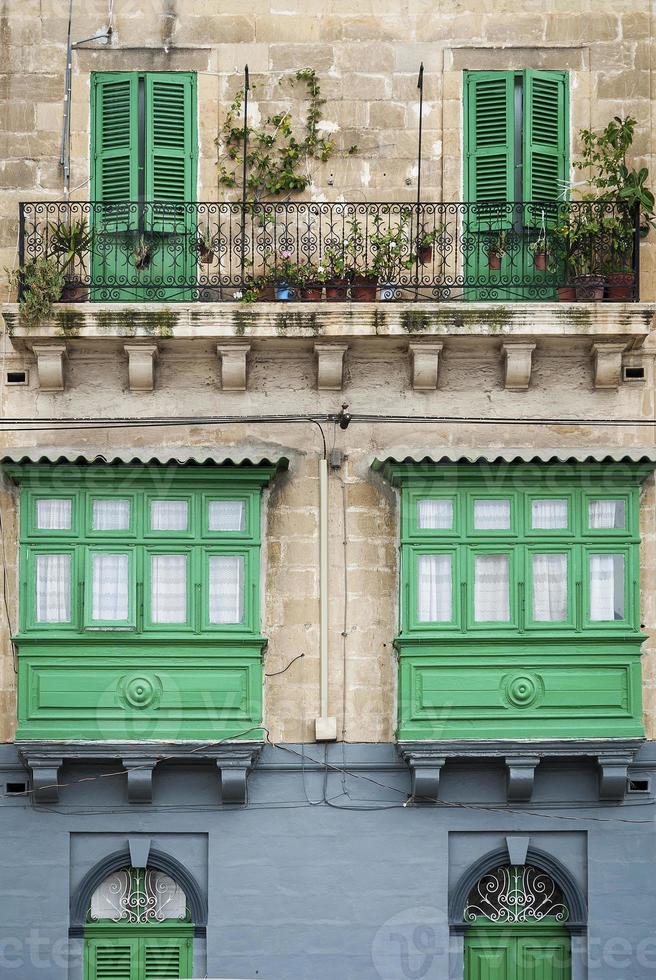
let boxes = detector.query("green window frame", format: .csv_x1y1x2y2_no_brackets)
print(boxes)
84,546,137,630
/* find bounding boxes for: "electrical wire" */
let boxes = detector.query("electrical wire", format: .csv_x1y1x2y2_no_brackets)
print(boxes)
264,652,304,677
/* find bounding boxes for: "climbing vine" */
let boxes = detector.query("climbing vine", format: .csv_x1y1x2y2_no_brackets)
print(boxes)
217,68,357,201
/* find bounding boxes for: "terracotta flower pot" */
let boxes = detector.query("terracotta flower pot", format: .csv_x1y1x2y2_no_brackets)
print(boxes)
325,278,348,301
198,245,216,265
574,274,604,302
557,285,576,302
300,285,323,301
606,272,635,303
60,279,88,302
351,275,378,302
488,252,502,271
533,251,548,272
418,245,433,265
257,285,275,302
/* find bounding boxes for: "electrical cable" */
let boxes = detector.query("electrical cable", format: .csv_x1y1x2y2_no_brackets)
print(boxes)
264,652,305,677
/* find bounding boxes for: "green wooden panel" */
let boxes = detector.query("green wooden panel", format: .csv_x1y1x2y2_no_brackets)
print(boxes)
86,934,191,980
141,936,191,978
464,71,515,205
18,647,263,740
523,71,568,205
466,938,513,980
86,936,139,980
516,936,570,980
465,930,570,980
91,73,139,221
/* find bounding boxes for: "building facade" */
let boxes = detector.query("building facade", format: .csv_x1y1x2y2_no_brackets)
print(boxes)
1,1,656,978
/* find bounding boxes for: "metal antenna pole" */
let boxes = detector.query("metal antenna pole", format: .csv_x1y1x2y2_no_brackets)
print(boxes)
240,64,250,287
415,62,424,297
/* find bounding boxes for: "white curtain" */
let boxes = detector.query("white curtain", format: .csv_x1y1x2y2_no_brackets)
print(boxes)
36,498,71,530
35,553,71,622
531,498,568,530
150,499,188,532
589,499,625,530
209,555,244,624
475,554,510,621
209,500,246,532
417,499,453,530
151,554,187,624
474,499,510,530
532,553,567,621
590,553,625,620
92,553,129,621
92,498,130,531
417,554,452,621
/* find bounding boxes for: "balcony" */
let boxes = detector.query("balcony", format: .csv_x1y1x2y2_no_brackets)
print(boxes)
19,199,641,304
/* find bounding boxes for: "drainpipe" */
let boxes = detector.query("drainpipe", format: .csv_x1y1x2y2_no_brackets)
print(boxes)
315,456,337,741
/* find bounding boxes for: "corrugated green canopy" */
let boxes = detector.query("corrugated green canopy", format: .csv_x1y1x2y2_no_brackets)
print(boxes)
373,447,656,467
0,446,289,468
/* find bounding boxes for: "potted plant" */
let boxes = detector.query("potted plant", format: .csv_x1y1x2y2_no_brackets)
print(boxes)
272,249,299,301
323,245,349,301
367,215,413,302
297,261,326,301
417,227,439,265
133,236,153,271
529,233,549,272
486,229,507,270
48,218,91,301
8,258,65,326
601,210,636,301
196,226,216,265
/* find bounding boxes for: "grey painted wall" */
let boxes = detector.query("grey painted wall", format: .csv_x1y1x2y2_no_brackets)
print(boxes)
1,742,655,980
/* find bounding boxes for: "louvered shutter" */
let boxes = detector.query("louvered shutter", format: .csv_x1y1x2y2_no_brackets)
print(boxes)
144,73,196,233
141,937,191,979
465,72,515,209
523,70,568,203
87,938,138,980
91,73,139,231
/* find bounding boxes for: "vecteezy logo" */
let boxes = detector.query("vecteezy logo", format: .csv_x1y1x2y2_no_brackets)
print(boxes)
371,906,446,979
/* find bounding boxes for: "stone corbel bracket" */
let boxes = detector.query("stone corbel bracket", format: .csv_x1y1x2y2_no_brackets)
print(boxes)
314,343,348,391
598,753,634,801
409,342,443,390
217,344,251,391
593,342,626,389
215,744,263,804
122,757,157,804
24,755,63,803
124,343,158,392
502,342,536,390
31,343,66,391
505,755,540,802
399,747,446,803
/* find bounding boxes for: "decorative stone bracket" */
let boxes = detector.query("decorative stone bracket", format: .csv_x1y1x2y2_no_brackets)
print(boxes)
502,342,536,390
124,344,158,392
217,344,251,391
18,742,263,806
409,342,443,390
31,343,66,391
314,343,348,390
398,740,640,804
593,342,626,389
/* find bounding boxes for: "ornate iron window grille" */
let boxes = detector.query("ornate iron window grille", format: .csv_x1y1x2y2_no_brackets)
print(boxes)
464,864,570,924
88,867,189,924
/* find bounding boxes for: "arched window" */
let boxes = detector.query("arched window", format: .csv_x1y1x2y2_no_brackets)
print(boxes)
85,867,193,980
464,863,570,925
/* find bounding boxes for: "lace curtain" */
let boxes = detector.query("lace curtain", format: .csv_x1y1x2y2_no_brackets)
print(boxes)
589,499,625,530
590,553,625,620
92,553,129,621
417,499,453,530
475,554,509,621
150,500,188,532
208,500,246,532
532,553,567,621
417,554,452,621
36,498,72,530
35,553,71,622
474,499,510,530
151,554,188,623
209,555,244,624
531,498,568,530
92,499,130,531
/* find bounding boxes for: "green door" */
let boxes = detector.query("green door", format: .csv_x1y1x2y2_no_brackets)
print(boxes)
463,70,568,301
86,932,193,980
466,927,570,980
91,72,197,302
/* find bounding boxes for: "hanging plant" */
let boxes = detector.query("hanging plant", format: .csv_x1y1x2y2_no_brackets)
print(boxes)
217,68,358,202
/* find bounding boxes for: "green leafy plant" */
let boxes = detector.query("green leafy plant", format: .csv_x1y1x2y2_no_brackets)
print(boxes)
48,218,92,275
369,214,414,282
8,258,65,327
133,236,152,270
217,68,356,201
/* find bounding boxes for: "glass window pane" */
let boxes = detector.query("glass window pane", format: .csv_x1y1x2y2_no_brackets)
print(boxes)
532,553,568,621
589,553,625,620
35,554,71,622
150,500,188,532
208,500,246,532
417,499,453,530
36,499,72,530
531,499,568,530
209,556,244,624
474,499,510,530
475,554,510,621
151,555,187,624
92,553,129,621
589,499,626,530
417,554,452,621
92,499,130,531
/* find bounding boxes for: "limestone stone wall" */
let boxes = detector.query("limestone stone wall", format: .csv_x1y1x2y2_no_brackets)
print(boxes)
0,331,655,743
0,0,654,295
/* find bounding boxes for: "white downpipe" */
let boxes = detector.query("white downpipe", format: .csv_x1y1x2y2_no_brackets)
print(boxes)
316,456,336,741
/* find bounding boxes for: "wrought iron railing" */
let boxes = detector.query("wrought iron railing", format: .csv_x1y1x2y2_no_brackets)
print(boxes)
18,200,640,303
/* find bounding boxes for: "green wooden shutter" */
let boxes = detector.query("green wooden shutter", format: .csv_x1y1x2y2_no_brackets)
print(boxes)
91,73,139,230
464,71,515,205
523,70,568,203
144,73,196,233
86,937,138,980
141,937,191,979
